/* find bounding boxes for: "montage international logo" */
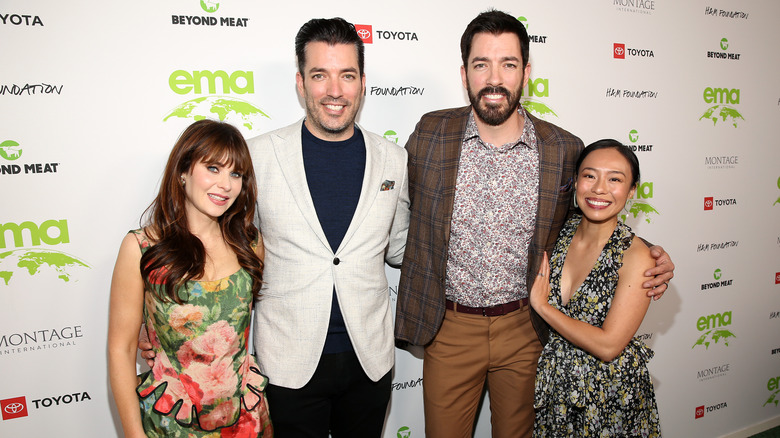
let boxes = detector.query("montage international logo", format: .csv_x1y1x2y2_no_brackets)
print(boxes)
163,69,269,134
707,37,741,61
516,16,547,44
625,129,654,152
1,396,28,421
0,140,61,176
521,77,557,120
614,0,655,15
699,86,744,127
620,181,658,225
692,310,736,350
397,426,412,438
764,375,780,407
0,220,90,286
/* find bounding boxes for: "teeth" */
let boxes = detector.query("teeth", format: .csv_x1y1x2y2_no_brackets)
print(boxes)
209,194,227,201
485,94,504,99
325,104,343,110
588,199,610,206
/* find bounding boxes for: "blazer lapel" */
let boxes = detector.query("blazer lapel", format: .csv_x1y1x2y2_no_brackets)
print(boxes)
337,125,383,254
271,120,331,251
530,113,565,261
440,107,470,243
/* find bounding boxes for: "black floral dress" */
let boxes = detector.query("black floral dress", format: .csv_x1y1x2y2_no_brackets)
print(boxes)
534,215,660,437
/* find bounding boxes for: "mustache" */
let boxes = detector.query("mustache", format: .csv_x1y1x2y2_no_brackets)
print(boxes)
320,98,349,106
477,86,511,99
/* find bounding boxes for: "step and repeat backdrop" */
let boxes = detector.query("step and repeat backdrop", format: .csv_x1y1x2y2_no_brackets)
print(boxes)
1,0,779,436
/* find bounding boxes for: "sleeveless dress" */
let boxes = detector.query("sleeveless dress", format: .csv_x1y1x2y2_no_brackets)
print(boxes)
533,215,660,437
131,230,273,438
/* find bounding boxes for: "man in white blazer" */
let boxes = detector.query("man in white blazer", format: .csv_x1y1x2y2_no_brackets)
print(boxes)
248,18,410,437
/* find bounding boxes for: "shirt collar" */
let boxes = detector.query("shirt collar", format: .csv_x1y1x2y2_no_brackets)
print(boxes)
464,106,537,153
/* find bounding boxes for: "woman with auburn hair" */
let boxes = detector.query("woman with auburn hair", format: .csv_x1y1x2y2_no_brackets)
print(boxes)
108,120,272,437
530,139,660,437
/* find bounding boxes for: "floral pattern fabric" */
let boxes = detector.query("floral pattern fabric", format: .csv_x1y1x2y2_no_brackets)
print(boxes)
533,216,660,437
131,229,272,437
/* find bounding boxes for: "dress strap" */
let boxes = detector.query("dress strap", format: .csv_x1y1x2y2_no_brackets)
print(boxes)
129,228,152,254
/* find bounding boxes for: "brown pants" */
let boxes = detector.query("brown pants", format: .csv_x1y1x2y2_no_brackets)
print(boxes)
423,304,543,438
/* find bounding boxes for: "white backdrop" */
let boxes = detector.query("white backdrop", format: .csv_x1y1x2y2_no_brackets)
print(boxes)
1,1,779,437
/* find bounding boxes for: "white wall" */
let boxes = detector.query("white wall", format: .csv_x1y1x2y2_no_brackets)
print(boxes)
1,1,779,436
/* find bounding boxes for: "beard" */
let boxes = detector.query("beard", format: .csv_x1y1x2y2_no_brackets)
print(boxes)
467,82,522,126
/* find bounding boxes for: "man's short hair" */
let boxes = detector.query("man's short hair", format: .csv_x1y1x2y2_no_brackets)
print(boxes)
295,17,365,76
460,10,530,69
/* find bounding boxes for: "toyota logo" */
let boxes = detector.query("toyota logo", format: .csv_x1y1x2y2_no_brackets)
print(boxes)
614,46,624,56
704,199,713,208
4,402,24,414
357,28,371,39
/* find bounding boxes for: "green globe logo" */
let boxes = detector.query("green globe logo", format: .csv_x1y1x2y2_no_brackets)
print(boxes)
517,16,528,29
628,129,639,143
621,200,659,224
0,249,90,286
521,98,558,120
720,38,729,51
200,0,219,13
713,268,722,280
774,176,780,206
699,105,744,128
0,140,22,161
383,130,399,144
163,96,270,132
397,426,412,438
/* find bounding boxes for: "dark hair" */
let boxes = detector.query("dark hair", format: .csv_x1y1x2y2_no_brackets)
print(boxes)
576,139,641,187
141,119,263,303
295,17,364,76
461,10,530,69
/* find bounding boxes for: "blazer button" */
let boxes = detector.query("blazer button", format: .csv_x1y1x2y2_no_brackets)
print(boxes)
333,257,340,265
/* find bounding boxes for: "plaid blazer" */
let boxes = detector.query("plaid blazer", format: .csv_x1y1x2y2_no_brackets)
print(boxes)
394,106,584,346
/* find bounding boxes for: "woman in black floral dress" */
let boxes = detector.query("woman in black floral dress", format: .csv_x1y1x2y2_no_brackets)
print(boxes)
530,139,661,437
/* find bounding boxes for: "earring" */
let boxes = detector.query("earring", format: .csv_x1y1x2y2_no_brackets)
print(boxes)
180,176,186,185
573,195,579,209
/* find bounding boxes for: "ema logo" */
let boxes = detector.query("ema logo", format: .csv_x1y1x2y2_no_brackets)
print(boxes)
613,43,654,59
515,16,547,43
354,24,373,44
164,69,269,133
703,196,737,211
397,426,412,438
625,129,654,152
699,87,744,127
707,37,741,61
521,78,558,120
701,268,733,291
692,311,736,350
620,182,658,225
383,130,398,144
0,13,43,26
0,220,91,286
1,396,27,420
0,141,61,176
695,402,728,419
765,376,780,407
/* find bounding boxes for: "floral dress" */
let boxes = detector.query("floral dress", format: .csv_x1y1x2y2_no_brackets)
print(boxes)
533,215,660,437
132,230,273,438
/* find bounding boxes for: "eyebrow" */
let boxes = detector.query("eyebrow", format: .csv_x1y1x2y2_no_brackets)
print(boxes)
471,56,520,63
307,67,359,74
581,167,627,176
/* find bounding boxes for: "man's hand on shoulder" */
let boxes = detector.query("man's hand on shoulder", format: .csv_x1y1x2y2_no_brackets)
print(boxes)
642,245,675,300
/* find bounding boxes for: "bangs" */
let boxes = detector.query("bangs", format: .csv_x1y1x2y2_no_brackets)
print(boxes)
196,135,251,175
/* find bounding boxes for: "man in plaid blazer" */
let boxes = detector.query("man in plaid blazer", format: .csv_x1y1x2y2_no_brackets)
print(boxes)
394,10,674,438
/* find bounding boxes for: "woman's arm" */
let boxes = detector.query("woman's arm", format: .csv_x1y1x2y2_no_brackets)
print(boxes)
107,233,148,438
530,237,655,362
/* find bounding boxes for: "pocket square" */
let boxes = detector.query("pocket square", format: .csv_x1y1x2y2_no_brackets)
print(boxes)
380,180,395,191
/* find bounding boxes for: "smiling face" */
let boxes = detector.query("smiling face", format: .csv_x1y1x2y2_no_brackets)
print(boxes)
296,41,366,141
182,159,242,223
575,148,637,225
461,32,530,127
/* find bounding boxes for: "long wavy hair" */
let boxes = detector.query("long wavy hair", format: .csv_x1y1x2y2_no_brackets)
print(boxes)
140,119,262,303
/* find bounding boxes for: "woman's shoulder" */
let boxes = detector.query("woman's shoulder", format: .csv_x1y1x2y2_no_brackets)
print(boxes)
621,234,654,272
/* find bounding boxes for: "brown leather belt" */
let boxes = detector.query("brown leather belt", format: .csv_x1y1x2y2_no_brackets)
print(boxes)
445,298,528,317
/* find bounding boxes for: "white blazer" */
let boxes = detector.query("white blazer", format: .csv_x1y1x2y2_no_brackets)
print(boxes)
248,120,410,389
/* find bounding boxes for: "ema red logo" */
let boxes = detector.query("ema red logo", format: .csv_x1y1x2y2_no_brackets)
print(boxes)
614,43,626,59
704,197,714,210
775,272,780,284
695,405,704,419
354,24,373,44
1,396,28,421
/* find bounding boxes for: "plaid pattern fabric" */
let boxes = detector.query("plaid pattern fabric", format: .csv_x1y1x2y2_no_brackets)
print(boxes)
395,105,584,346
